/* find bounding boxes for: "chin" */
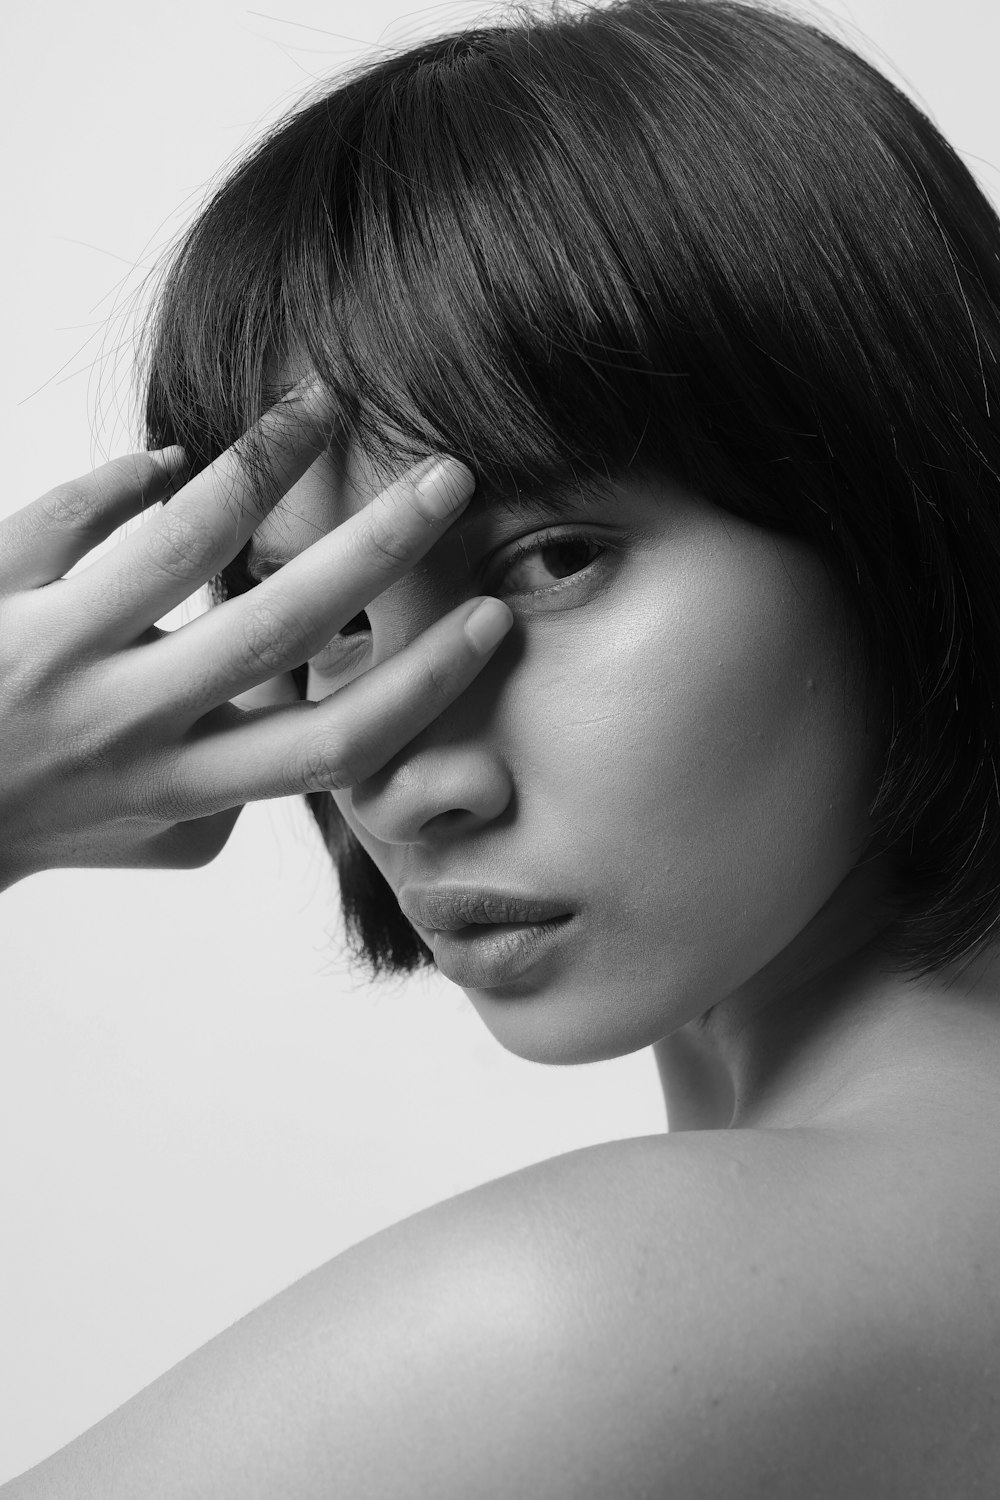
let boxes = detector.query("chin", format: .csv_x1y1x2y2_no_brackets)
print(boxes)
460,976,677,1068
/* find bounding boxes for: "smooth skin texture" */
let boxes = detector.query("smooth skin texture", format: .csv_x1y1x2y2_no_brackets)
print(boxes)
308,442,889,1069
5,427,1000,1494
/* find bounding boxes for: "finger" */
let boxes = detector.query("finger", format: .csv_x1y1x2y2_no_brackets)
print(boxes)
0,448,189,592
137,596,513,820
67,379,336,639
139,456,477,716
230,671,302,711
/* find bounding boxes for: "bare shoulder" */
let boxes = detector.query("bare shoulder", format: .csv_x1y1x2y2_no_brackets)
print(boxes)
328,1123,1000,1498
7,1127,999,1500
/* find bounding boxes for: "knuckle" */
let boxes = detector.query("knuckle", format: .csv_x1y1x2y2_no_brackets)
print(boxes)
133,753,186,823
417,640,464,702
149,505,219,582
237,597,304,678
295,732,359,793
355,514,413,573
38,480,105,533
56,714,121,782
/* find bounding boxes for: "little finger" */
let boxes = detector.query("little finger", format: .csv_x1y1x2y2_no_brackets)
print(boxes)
0,449,188,593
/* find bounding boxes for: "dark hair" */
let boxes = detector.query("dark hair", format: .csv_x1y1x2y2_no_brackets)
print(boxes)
141,0,1000,985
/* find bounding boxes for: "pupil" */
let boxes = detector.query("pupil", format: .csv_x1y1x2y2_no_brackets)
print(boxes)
544,541,591,579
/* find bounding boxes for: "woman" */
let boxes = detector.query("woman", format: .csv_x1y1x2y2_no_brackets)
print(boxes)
3,0,1000,1492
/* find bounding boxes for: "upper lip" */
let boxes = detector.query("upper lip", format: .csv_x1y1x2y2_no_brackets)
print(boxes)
397,885,574,932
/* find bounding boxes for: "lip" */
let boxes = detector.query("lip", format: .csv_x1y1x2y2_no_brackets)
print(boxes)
396,885,577,990
427,916,575,989
308,633,369,678
397,885,574,931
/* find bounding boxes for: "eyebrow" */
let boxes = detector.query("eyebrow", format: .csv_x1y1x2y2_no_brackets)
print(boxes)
244,474,610,584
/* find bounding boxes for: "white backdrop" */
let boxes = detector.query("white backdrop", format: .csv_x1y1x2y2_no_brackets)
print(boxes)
1,0,997,1483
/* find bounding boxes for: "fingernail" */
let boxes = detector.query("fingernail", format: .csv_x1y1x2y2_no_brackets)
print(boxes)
152,445,187,467
464,597,513,654
414,457,475,517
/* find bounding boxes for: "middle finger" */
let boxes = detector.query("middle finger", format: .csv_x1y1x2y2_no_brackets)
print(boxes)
132,455,478,718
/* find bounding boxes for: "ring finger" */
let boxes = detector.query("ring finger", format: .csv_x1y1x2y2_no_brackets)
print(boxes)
128,456,478,720
138,596,513,819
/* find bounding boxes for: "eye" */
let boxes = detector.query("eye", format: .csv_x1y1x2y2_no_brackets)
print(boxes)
316,531,608,657
492,532,605,595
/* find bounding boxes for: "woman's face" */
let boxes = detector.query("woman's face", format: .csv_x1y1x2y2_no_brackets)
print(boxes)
256,439,885,1064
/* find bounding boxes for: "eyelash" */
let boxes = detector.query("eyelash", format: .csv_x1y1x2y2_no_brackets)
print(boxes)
486,528,608,597
328,528,610,639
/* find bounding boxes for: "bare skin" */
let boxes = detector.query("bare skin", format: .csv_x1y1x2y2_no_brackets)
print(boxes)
654,852,1000,1134
0,384,512,887
3,409,1000,1495
4,1042,999,1498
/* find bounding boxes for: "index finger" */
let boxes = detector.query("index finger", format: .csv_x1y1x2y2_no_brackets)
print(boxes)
70,380,336,637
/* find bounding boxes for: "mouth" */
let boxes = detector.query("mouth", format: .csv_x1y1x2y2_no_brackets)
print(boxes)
426,914,575,990
397,884,575,932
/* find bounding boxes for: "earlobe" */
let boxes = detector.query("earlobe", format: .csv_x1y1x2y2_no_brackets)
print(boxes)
230,671,303,710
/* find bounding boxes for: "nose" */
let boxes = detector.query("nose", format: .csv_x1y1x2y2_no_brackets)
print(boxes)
332,567,517,847
344,738,514,846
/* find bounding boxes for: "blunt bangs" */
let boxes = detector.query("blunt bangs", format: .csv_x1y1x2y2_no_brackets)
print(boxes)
142,0,1000,982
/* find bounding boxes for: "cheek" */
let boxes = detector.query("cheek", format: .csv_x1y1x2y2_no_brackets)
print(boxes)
537,531,882,988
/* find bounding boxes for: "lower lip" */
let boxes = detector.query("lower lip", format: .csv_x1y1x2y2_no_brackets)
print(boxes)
430,917,574,989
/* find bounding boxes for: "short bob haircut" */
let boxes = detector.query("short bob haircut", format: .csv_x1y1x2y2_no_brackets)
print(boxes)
142,0,1000,986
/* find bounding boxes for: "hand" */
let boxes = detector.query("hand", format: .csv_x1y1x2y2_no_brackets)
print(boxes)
0,383,512,887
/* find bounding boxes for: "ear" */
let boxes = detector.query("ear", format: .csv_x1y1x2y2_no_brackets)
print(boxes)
230,671,302,710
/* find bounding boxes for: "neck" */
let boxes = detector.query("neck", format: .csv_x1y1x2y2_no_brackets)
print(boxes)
652,862,1000,1133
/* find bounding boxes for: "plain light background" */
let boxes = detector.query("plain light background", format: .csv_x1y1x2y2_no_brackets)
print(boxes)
1,0,997,1483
